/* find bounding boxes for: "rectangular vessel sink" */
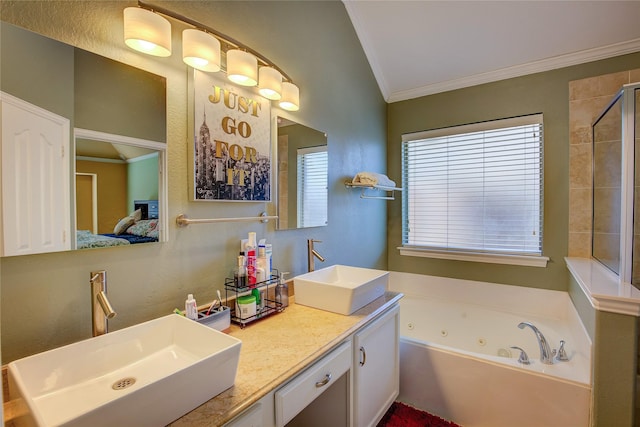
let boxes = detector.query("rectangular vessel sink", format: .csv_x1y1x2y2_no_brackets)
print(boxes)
8,314,241,427
294,265,388,315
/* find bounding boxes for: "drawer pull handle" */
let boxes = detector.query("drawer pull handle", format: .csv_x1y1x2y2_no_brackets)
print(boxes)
315,373,332,388
359,346,367,366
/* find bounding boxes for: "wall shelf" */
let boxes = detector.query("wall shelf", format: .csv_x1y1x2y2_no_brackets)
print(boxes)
345,181,402,200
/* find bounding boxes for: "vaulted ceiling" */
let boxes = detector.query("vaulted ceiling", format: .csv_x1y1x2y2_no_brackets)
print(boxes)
343,1,640,102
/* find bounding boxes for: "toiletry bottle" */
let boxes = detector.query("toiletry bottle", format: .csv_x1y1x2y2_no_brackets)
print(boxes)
265,243,273,276
251,288,262,313
257,240,270,282
185,294,198,320
276,272,290,308
234,255,247,288
246,232,257,286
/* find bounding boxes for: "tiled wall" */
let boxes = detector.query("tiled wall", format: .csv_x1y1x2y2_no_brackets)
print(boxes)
568,69,640,257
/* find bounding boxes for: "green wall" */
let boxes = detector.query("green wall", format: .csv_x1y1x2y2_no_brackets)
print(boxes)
127,155,159,211
0,0,387,362
387,53,640,291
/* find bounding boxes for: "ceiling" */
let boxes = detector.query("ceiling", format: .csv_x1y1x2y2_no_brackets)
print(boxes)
343,1,640,103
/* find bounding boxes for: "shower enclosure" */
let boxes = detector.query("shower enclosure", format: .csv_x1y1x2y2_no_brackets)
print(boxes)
592,82,640,288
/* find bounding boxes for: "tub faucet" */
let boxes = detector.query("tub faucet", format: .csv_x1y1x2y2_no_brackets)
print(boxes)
517,322,555,365
91,270,117,337
307,239,325,272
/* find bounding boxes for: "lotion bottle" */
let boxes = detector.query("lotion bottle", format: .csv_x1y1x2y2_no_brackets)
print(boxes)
257,240,270,281
185,294,198,320
246,232,257,286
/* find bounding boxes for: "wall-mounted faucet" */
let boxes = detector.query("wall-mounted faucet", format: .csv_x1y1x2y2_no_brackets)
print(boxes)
517,321,555,364
91,270,117,337
307,239,325,272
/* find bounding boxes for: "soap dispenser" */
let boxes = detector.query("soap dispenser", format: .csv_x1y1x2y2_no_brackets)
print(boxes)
276,272,290,309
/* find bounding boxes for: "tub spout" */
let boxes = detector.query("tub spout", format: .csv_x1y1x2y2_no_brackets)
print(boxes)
517,322,555,365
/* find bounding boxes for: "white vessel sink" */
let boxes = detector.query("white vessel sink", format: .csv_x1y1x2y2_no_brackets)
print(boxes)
8,314,241,427
294,265,388,315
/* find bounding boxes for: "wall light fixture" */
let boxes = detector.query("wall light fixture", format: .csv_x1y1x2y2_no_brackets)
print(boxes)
123,7,171,57
123,1,300,110
226,49,258,86
182,29,221,72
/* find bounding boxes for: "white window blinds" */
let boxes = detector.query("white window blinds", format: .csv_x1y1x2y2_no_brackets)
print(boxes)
297,146,328,228
402,114,543,256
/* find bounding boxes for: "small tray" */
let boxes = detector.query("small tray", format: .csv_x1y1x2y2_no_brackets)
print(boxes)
196,306,231,332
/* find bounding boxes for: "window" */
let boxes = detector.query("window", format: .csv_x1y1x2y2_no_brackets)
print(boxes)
297,146,328,228
401,114,546,266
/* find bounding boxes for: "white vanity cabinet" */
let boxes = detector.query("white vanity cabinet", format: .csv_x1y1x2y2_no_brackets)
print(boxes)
352,304,400,427
223,302,400,427
275,340,352,426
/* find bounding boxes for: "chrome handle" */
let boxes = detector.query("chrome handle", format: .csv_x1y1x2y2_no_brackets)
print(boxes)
359,346,367,366
510,346,530,365
315,373,332,388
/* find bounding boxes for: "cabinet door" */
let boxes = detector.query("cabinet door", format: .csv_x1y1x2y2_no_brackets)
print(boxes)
353,304,400,427
1,92,70,256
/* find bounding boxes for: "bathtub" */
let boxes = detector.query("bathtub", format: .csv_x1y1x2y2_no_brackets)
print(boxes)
389,272,592,427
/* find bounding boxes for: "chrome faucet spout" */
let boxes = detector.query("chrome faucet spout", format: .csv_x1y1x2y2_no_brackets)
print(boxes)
518,321,554,364
91,271,117,336
307,239,325,272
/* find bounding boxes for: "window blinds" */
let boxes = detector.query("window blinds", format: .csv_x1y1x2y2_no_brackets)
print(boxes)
402,114,543,255
297,146,328,228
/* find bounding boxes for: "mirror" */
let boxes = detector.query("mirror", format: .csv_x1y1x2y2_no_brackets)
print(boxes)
1,22,167,252
75,129,166,249
276,117,328,230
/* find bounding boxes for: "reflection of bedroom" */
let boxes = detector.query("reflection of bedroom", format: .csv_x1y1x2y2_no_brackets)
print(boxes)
76,139,159,249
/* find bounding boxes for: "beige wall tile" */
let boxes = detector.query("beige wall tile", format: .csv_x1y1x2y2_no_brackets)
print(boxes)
569,232,591,257
569,143,592,189
569,188,592,233
630,68,640,84
569,71,629,101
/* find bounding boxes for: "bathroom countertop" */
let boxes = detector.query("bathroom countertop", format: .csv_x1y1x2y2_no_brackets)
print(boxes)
169,291,403,426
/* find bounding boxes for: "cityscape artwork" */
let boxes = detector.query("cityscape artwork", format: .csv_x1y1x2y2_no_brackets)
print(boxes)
193,70,271,201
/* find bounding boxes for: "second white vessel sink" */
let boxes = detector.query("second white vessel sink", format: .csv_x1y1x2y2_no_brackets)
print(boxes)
8,314,241,427
294,265,388,315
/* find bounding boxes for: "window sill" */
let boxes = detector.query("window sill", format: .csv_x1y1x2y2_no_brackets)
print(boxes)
565,257,640,316
398,246,549,267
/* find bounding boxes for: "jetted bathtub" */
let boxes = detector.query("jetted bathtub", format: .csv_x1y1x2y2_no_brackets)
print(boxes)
389,271,592,427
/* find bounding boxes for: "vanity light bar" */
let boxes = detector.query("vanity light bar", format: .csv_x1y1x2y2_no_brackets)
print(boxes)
128,1,299,109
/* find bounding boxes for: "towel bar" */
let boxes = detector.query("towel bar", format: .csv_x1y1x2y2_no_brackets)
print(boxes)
176,212,278,226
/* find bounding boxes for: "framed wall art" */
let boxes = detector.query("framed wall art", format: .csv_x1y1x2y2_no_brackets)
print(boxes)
192,70,271,201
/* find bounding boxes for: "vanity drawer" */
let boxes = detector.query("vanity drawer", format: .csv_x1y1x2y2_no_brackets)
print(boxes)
275,340,352,427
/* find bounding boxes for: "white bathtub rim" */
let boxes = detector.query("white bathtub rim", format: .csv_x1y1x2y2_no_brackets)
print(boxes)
389,271,569,320
400,335,591,389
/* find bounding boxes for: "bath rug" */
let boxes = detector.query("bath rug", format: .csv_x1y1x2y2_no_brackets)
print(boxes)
377,401,461,427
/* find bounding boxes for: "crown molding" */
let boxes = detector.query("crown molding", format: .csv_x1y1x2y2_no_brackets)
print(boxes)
387,38,640,103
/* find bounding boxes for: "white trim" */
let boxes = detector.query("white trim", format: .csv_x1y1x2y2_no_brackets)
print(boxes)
398,246,549,267
566,257,640,316
74,128,166,151
387,38,640,102
76,156,126,164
